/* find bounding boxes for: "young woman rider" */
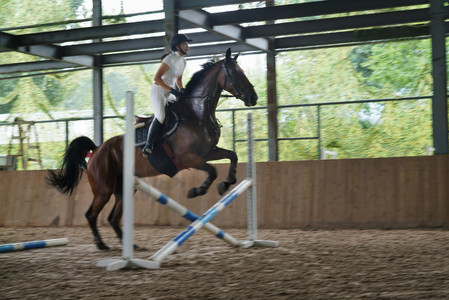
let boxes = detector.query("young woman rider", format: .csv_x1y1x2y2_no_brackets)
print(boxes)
142,33,192,154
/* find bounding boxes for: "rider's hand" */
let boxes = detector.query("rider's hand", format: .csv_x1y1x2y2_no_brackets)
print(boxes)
170,88,183,97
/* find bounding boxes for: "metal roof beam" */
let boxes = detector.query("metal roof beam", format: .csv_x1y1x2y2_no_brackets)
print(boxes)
63,37,165,56
246,22,308,39
16,20,165,45
2,21,438,75
175,0,255,10
0,60,80,74
175,0,427,12
0,43,257,74
11,19,196,47
246,8,432,38
1,31,93,67
17,45,94,67
62,32,224,56
102,43,256,65
275,24,433,50
0,32,17,49
212,3,302,25
179,9,269,52
211,0,428,25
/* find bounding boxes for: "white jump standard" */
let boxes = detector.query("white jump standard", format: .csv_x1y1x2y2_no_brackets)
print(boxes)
243,113,278,248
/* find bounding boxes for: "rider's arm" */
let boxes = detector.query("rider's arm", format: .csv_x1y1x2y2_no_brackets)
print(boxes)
176,75,183,90
154,62,171,92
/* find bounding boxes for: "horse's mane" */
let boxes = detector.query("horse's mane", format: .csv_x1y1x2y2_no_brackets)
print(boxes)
184,58,220,95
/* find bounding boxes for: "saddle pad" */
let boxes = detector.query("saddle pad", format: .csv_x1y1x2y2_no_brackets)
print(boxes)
142,141,184,178
135,125,148,146
134,108,179,147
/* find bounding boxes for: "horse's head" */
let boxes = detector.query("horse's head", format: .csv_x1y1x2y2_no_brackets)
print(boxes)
221,48,258,107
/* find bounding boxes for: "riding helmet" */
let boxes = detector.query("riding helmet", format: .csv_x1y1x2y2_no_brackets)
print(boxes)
170,34,192,51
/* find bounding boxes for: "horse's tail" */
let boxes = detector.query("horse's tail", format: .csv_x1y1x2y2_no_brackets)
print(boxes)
47,136,97,195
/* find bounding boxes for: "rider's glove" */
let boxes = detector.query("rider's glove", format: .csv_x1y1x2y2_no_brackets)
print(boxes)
170,88,183,97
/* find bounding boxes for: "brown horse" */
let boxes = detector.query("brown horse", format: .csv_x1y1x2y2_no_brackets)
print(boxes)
47,48,258,250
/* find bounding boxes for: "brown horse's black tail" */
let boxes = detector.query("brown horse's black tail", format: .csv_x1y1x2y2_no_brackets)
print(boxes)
47,136,97,195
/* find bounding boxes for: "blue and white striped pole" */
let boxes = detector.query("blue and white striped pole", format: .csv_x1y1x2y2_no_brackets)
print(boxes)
135,178,241,247
0,238,68,253
150,179,252,264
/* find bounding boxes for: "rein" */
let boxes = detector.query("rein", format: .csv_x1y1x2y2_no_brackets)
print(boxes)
222,61,253,100
176,59,248,136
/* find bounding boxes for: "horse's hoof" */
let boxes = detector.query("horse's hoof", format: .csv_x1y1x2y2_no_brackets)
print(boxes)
218,182,230,195
187,188,198,198
187,187,208,198
97,243,110,251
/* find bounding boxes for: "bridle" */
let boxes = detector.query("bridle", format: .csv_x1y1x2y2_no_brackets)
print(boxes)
222,60,253,100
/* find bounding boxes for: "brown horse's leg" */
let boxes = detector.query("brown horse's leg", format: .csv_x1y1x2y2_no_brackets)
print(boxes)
85,192,113,250
108,187,140,250
107,174,123,242
187,162,217,198
205,147,238,195
107,196,123,242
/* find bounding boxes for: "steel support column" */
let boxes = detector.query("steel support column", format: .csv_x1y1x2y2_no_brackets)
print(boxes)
92,0,104,145
266,0,278,161
430,0,448,154
163,0,178,50
267,46,278,161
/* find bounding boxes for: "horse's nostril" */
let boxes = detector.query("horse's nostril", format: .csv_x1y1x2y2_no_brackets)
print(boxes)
252,94,258,105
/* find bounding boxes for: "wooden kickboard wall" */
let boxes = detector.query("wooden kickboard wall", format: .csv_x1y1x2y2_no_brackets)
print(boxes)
0,155,448,228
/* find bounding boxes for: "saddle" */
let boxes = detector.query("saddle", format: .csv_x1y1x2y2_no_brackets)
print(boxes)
134,105,180,146
134,104,184,177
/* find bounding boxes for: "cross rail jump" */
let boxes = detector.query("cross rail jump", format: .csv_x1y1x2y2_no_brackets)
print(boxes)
97,92,277,271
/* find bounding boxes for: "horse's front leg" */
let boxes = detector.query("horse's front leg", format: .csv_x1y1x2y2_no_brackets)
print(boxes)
187,162,217,198
205,146,238,195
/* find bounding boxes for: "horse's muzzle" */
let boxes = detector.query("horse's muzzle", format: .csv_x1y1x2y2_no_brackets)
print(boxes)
244,92,258,107
241,85,258,106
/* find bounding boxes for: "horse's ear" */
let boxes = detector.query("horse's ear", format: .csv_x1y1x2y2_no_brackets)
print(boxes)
225,48,232,61
233,52,240,61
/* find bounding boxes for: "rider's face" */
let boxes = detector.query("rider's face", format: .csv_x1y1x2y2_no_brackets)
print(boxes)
178,42,189,55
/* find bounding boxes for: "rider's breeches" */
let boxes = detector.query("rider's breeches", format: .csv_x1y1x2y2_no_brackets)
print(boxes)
151,84,176,123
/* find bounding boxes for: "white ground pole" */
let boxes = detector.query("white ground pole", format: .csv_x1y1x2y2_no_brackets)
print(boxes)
97,91,159,270
241,112,279,248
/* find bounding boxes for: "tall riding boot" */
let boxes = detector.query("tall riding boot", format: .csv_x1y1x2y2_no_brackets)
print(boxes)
142,118,164,154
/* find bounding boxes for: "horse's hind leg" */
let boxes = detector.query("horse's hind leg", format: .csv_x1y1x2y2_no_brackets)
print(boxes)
107,198,123,242
205,147,238,195
109,183,140,249
108,176,123,242
187,162,217,198
85,193,112,250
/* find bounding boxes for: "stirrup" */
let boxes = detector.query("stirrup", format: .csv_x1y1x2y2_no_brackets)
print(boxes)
142,143,153,155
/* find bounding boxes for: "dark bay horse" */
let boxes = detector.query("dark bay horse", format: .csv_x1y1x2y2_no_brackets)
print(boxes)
47,48,258,250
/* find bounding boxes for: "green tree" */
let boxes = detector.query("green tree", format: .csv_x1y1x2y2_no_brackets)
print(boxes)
276,39,433,160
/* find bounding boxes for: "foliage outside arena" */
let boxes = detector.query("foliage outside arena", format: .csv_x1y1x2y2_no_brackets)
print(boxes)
0,0,438,169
